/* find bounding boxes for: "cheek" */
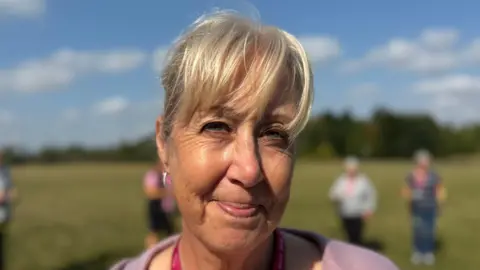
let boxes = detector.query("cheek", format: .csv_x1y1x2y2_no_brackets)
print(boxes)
170,135,228,202
260,148,294,207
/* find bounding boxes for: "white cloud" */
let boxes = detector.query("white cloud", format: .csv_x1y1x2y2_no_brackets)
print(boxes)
0,48,147,93
414,74,480,94
0,0,45,17
344,38,458,73
461,38,480,65
0,110,13,125
298,36,342,63
93,96,129,115
341,28,473,74
432,95,461,109
419,28,459,50
413,74,480,122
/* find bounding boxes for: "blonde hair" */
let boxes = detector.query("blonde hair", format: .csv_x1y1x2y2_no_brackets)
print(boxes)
160,10,314,140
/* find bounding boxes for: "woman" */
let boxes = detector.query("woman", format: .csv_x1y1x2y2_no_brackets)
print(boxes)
144,161,175,248
402,150,446,266
0,151,16,270
329,157,377,246
112,10,398,269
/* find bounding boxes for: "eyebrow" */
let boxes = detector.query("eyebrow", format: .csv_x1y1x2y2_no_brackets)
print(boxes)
262,113,291,125
212,106,292,125
263,104,294,122
209,105,242,120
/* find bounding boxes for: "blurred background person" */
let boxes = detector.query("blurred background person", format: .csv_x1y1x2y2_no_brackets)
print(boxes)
143,160,175,248
0,151,17,270
402,149,446,266
329,156,377,246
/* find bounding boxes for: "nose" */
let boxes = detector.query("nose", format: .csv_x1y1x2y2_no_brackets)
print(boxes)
226,130,262,188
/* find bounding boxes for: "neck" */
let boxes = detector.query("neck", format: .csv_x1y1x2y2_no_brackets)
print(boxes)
178,224,275,270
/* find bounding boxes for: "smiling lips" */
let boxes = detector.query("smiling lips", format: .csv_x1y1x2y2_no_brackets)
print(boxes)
216,201,260,218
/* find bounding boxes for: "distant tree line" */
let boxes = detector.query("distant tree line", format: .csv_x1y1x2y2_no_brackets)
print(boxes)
297,108,480,159
3,108,480,164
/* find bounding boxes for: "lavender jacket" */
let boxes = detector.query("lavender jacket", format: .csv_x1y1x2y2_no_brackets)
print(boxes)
110,228,398,270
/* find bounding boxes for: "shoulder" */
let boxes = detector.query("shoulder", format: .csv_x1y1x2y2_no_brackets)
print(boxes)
405,171,414,182
281,228,398,270
108,235,179,270
0,166,8,175
334,175,346,183
282,230,323,269
0,167,9,184
429,170,441,180
323,240,398,269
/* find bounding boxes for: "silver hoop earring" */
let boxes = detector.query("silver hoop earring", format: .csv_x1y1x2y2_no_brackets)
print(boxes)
162,172,168,187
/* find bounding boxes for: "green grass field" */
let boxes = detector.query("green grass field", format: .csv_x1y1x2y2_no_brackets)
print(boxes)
6,160,480,270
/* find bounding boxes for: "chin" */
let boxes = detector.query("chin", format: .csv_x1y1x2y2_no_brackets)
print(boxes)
201,207,272,253
203,226,268,254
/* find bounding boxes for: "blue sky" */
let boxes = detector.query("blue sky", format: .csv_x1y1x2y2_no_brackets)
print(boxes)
1,0,480,150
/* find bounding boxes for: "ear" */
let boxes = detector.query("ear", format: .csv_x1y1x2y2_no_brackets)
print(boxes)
155,116,169,172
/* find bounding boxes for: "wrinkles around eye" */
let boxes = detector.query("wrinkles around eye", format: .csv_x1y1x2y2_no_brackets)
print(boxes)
200,121,289,140
201,122,232,133
262,129,288,139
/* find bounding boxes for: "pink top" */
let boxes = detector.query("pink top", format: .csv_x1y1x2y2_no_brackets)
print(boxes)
144,170,176,213
144,170,160,188
110,228,398,270
345,178,355,197
413,169,428,188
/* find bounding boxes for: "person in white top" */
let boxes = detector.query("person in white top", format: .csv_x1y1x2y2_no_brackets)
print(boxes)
329,156,377,245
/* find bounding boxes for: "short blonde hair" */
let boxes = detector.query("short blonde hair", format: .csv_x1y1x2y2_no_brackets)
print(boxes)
160,10,314,140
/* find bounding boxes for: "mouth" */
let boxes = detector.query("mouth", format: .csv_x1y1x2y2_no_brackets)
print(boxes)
214,201,261,218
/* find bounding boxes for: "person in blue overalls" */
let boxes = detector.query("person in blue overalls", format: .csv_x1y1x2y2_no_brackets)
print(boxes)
402,149,446,266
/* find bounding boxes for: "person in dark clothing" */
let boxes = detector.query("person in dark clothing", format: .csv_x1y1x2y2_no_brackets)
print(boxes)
341,217,364,245
143,161,175,248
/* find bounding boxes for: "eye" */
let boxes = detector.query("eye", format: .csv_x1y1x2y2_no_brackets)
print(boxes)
261,128,289,141
201,121,232,133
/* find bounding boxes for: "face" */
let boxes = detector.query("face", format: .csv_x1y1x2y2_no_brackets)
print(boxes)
345,164,358,176
417,157,430,169
155,161,164,172
156,94,296,253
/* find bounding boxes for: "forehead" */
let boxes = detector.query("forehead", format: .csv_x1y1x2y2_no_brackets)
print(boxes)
203,87,298,123
416,154,430,161
345,163,359,169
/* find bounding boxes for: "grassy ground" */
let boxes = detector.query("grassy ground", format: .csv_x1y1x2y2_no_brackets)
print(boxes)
6,160,480,269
